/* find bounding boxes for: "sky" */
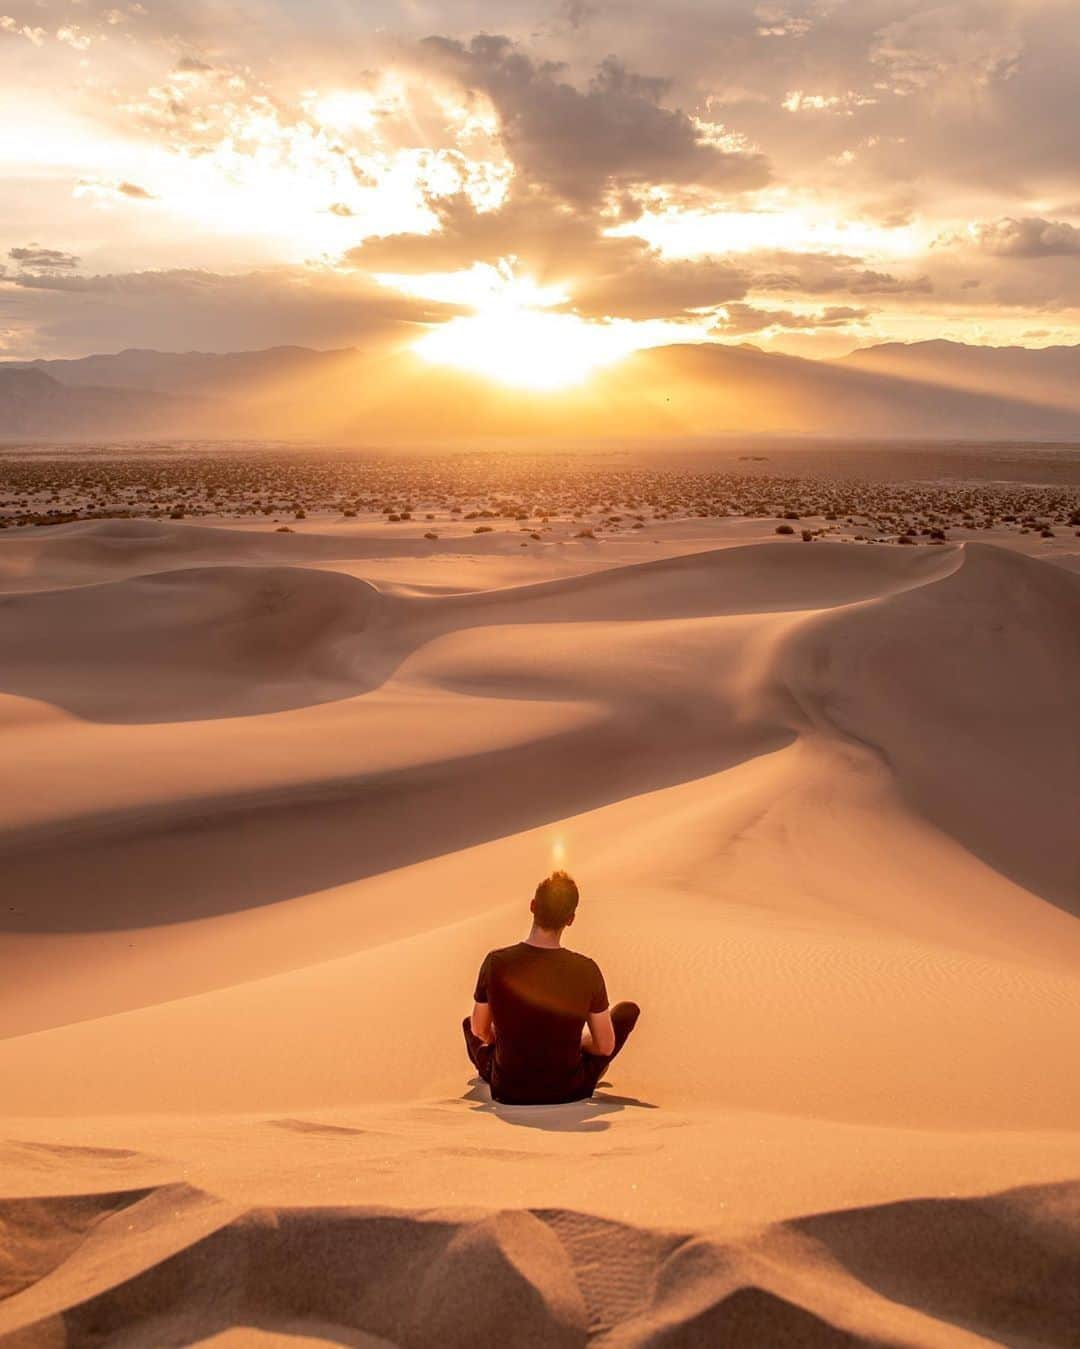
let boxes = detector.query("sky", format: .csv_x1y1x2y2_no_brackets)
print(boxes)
1,0,1079,381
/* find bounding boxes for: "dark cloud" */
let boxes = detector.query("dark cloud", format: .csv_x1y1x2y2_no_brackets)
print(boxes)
559,0,598,31
346,186,618,276
9,246,80,271
420,35,770,205
0,266,462,358
714,301,869,335
746,251,932,297
972,216,1080,258
571,255,747,319
346,186,748,319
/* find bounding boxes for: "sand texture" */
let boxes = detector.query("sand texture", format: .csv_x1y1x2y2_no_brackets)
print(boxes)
1,507,1078,1347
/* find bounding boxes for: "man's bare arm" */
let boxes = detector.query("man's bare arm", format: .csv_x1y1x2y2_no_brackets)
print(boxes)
471,1001,495,1044
582,1008,615,1057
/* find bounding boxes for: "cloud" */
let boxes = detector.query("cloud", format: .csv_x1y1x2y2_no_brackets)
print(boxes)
9,245,80,270
971,216,1080,258
754,5,814,40
869,4,1022,96
559,0,598,31
75,179,157,201
714,301,869,335
571,255,747,320
0,15,46,44
420,35,770,205
174,55,214,73
56,24,92,51
0,265,463,358
745,250,932,297
3,1,1079,357
346,186,749,320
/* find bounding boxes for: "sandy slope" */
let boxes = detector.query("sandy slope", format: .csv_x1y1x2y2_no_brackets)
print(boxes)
1,519,1078,1347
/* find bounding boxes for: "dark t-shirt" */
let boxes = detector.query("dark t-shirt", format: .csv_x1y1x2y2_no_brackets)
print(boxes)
474,942,609,1104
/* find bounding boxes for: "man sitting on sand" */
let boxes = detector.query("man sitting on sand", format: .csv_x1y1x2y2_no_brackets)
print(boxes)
463,871,640,1105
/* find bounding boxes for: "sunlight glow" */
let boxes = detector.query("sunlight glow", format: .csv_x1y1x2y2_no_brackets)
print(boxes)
611,201,924,260
393,263,702,390
415,309,648,389
377,263,568,311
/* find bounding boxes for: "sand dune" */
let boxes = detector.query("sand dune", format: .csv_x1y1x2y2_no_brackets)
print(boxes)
1,1180,1077,1347
1,516,1077,1345
775,543,1080,913
0,518,500,594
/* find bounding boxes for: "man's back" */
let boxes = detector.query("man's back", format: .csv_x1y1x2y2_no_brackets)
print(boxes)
475,941,608,1104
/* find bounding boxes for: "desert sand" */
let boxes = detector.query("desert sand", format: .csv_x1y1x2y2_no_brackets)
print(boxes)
1,461,1079,1347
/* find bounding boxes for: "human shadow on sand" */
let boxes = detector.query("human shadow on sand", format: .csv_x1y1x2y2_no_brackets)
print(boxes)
462,1078,658,1133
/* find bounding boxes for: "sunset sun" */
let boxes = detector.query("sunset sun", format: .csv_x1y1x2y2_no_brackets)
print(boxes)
414,306,635,390
383,264,697,389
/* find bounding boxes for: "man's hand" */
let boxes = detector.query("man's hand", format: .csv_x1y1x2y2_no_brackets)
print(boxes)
471,1001,495,1045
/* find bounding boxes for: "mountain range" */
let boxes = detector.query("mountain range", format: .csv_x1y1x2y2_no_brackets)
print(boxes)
2,339,1078,443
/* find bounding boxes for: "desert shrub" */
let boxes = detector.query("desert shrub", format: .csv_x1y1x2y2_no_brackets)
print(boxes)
775,523,795,535
474,525,494,533
575,528,596,539
275,525,293,533
801,529,814,542
424,531,438,540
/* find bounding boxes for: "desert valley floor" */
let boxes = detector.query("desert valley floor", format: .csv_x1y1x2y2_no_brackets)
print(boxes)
1,449,1078,1347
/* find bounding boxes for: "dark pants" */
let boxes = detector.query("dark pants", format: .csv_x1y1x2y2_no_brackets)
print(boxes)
462,1001,641,1102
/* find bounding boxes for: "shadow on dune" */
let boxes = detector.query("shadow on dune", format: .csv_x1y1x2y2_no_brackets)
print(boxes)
0,564,395,721
0,539,955,723
789,1180,1080,1349
775,543,1080,917
1,1178,1076,1347
0,718,789,932
0,516,480,592
462,1078,659,1133
2,539,1075,931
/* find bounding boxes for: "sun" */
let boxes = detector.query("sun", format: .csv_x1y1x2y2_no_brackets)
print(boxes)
413,307,638,390
378,263,690,390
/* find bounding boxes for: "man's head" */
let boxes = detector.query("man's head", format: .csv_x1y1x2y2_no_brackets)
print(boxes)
531,870,579,932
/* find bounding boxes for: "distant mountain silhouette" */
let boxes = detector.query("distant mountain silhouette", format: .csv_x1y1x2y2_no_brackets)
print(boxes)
3,346,357,396
2,340,1079,442
838,339,1080,414
0,368,187,438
